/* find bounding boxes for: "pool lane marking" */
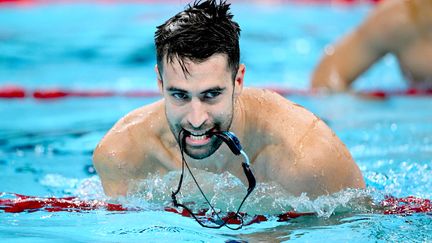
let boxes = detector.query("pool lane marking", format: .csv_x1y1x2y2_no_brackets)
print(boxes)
1,193,431,224
1,86,432,99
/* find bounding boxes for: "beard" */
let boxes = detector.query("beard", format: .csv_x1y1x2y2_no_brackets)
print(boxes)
167,113,233,160
182,132,224,159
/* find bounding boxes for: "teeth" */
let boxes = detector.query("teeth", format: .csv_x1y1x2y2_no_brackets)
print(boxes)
190,131,206,136
190,134,206,140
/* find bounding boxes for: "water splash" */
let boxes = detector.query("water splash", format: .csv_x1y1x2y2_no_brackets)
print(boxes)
364,162,432,199
40,174,107,200
41,169,429,218
124,169,374,218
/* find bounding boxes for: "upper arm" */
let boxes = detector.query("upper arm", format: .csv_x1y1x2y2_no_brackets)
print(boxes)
311,1,404,91
265,118,365,197
293,120,365,196
92,101,168,198
299,122,365,194
92,120,146,198
92,145,131,198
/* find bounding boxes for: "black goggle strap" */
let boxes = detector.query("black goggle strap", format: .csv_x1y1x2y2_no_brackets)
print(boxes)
214,132,256,193
172,130,242,229
171,130,255,230
171,130,186,203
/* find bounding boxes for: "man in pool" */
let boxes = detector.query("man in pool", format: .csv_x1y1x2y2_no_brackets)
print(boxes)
311,0,432,92
93,0,365,199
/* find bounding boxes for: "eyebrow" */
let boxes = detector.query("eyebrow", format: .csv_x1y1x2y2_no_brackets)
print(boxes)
166,86,226,94
166,87,187,93
200,87,226,95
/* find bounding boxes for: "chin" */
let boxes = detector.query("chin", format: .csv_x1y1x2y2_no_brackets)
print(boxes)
186,152,212,160
184,138,223,160
184,146,215,160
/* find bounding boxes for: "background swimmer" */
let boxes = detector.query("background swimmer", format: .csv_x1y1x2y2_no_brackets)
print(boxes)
311,0,432,92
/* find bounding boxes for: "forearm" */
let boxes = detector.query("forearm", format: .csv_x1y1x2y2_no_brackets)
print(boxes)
311,55,351,92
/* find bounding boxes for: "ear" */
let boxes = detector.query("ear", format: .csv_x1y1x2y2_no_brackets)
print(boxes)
155,64,163,94
234,64,245,97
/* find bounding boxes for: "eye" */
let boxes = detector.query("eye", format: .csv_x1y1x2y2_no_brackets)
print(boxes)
171,92,189,101
203,91,221,100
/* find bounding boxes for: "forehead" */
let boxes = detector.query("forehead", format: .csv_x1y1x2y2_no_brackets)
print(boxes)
160,54,232,88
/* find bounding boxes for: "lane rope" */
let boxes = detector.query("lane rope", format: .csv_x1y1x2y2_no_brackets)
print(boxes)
1,193,431,225
1,85,432,99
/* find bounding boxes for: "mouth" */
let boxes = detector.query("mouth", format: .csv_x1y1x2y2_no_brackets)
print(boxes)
183,130,213,146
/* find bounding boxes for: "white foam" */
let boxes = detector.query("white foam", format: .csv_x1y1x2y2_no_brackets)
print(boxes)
126,169,374,217
39,170,377,217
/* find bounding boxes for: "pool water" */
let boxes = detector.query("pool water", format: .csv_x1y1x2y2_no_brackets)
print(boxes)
1,1,431,242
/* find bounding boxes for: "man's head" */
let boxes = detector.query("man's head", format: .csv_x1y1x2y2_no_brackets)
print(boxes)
154,0,245,160
154,0,241,81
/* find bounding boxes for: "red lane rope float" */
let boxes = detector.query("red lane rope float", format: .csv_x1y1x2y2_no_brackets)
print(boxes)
381,196,432,215
0,193,126,213
0,0,33,5
164,206,314,225
32,89,118,99
0,86,26,98
0,86,160,99
1,193,431,225
1,86,432,99
0,193,313,225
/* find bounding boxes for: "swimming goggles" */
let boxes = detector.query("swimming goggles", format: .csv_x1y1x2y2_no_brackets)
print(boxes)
171,130,256,230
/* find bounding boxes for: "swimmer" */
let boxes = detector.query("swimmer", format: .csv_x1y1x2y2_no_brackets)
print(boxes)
311,0,432,92
93,0,365,200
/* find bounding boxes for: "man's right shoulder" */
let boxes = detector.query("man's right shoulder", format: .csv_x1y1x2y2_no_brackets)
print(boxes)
93,99,166,167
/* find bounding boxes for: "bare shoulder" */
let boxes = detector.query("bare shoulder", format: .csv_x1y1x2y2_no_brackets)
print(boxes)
94,100,165,157
241,87,338,158
241,88,325,143
357,0,418,47
240,88,297,115
241,88,365,196
92,100,168,179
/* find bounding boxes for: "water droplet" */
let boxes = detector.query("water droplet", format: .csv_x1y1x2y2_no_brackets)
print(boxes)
324,44,335,55
16,150,24,157
34,145,45,155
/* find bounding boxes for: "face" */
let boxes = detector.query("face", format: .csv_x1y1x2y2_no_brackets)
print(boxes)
156,54,244,159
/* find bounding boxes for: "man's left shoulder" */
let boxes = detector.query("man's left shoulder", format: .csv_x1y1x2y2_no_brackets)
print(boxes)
242,87,329,143
242,87,286,98
244,87,318,118
241,87,297,109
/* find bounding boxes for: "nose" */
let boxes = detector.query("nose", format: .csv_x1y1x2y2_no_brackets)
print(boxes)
186,98,209,129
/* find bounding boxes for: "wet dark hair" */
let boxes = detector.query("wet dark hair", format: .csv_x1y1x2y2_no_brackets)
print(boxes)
155,0,241,81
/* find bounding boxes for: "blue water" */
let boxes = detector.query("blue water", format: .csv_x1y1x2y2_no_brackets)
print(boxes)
1,2,431,242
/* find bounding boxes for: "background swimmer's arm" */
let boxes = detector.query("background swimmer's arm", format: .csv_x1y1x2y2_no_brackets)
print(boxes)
311,1,403,91
310,31,386,92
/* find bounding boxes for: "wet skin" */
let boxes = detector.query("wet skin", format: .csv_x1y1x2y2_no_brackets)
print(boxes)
93,54,365,201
